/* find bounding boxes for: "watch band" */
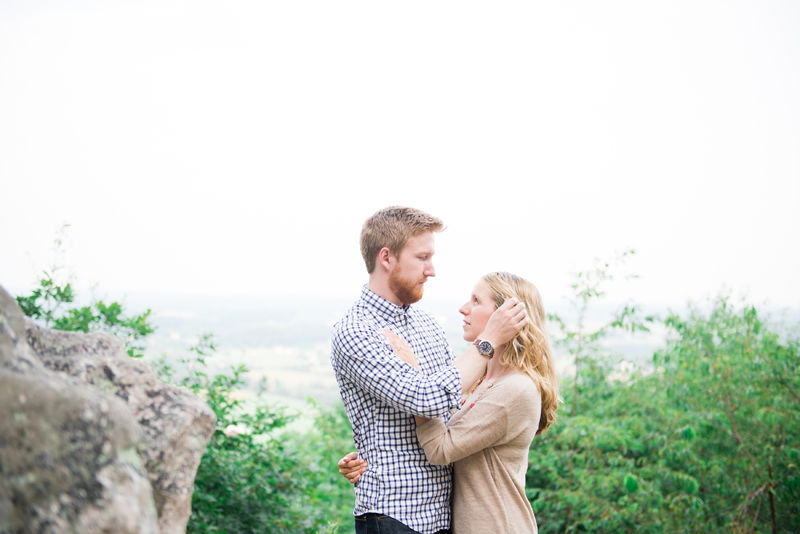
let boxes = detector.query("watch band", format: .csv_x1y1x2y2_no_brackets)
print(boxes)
473,338,494,358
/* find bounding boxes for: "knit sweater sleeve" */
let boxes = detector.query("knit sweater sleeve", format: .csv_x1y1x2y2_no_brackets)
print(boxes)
415,375,536,465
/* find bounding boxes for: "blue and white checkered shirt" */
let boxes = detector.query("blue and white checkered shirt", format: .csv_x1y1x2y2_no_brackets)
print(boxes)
331,286,462,534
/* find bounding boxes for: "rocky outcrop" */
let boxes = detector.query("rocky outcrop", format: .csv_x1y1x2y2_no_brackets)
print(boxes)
0,285,216,534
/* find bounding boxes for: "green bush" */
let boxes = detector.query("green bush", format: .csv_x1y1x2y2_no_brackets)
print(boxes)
285,400,356,531
16,271,154,357
159,335,353,534
528,297,800,533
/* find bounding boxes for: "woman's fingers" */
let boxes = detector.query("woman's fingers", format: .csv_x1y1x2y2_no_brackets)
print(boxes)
498,297,521,311
482,298,529,344
513,302,528,324
349,469,364,484
339,459,368,485
384,328,414,358
338,454,368,486
338,451,359,468
338,459,365,471
502,299,528,323
384,328,414,352
338,460,361,471
382,328,422,372
382,328,402,351
505,299,528,325
338,452,366,480
499,297,518,308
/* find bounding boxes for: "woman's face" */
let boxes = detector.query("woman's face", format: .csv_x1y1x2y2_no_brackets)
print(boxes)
459,280,496,342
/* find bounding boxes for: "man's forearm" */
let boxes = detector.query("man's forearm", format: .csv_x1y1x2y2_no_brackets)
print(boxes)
453,343,492,394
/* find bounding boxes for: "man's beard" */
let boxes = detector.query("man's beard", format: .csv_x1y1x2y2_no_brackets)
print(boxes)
389,266,426,305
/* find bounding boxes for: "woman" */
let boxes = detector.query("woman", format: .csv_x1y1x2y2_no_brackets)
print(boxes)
343,272,559,533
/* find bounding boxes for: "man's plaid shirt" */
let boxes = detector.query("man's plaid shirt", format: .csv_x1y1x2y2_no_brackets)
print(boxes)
330,286,463,534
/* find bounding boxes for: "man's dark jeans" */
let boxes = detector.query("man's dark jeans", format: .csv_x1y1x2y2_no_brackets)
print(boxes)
354,514,451,534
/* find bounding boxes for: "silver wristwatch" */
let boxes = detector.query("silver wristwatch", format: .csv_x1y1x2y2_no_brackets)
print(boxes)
473,339,494,358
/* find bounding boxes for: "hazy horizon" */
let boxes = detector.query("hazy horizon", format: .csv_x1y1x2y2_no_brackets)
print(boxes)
2,1,799,308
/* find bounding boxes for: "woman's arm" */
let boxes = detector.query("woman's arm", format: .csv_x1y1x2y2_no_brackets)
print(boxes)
416,380,538,465
416,394,510,465
382,298,529,395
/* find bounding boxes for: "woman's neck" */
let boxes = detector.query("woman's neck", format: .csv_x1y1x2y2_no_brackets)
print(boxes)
485,344,508,379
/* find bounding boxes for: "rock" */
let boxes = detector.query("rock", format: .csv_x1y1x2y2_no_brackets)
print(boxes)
0,285,216,534
0,370,159,534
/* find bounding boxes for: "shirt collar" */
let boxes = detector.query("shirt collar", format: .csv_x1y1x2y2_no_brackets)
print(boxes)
360,285,410,321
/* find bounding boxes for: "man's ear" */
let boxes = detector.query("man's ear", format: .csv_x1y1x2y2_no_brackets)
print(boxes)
377,247,395,272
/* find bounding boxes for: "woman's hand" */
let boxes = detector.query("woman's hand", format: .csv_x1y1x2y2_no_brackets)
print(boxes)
338,451,368,484
382,330,436,427
383,328,421,372
480,298,528,346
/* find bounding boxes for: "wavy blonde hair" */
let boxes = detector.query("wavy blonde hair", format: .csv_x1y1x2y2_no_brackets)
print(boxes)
482,272,559,435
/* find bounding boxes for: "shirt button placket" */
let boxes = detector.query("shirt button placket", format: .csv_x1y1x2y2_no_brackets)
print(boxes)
395,310,407,336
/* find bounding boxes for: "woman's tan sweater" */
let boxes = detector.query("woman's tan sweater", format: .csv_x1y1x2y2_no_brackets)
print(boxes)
416,371,541,534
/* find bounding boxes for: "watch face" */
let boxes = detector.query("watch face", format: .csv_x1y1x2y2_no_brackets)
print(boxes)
477,340,493,355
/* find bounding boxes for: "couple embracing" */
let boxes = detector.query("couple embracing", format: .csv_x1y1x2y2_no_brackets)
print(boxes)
330,206,559,534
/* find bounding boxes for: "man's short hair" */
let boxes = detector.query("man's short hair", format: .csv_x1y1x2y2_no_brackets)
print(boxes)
360,206,445,273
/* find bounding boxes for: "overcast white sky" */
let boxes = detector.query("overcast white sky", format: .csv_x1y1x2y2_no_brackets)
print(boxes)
1,0,798,309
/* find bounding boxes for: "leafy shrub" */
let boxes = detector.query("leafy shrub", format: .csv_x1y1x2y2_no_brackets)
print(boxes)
160,335,352,534
529,297,800,533
14,230,153,357
284,400,356,531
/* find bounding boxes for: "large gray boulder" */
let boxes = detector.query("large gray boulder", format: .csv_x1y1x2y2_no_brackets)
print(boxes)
0,285,216,534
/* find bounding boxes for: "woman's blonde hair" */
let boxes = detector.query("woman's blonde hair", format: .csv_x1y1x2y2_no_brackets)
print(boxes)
481,272,559,435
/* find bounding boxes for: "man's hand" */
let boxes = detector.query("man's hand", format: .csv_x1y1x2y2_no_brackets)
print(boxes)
480,298,529,347
383,328,421,372
338,451,368,484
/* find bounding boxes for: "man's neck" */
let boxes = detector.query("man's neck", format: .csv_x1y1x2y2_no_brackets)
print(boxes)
367,278,404,307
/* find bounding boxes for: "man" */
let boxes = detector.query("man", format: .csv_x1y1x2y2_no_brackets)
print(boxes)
330,206,527,534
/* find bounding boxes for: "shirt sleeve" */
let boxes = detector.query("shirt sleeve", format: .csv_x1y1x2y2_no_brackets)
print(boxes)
331,318,462,418
415,378,537,465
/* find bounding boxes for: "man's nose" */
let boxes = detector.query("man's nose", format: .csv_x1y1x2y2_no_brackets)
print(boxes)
424,262,435,277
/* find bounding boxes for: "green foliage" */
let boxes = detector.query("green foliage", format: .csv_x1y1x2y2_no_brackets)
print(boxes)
14,225,154,357
625,475,638,494
169,335,304,533
17,272,154,357
285,400,356,531
166,335,351,534
529,296,800,533
654,299,800,532
547,250,655,417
